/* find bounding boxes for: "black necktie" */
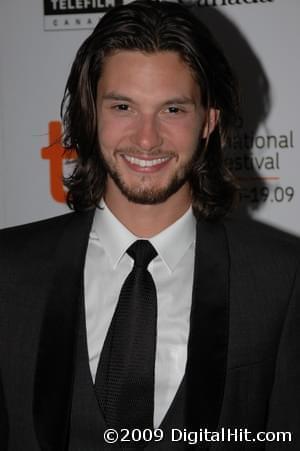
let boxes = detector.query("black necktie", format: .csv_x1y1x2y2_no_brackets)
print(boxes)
95,240,158,432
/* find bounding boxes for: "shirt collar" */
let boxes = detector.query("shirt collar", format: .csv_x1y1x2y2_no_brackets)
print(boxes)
92,201,196,272
92,201,137,269
150,206,196,273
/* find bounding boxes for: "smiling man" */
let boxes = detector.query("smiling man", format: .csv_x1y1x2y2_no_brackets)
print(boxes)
98,51,203,204
96,50,218,235
0,1,300,450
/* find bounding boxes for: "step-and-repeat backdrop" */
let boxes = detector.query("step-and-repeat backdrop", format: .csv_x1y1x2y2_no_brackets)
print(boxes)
0,0,299,236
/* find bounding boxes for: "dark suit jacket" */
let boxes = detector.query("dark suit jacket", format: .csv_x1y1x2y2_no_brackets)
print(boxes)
0,210,299,450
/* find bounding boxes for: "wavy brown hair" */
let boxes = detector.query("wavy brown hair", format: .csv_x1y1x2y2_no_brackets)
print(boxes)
62,0,239,219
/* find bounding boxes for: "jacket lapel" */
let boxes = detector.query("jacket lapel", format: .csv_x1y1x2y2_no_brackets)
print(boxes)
186,219,230,435
33,210,95,451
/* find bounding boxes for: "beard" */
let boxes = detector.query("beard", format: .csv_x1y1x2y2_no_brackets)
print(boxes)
99,147,197,205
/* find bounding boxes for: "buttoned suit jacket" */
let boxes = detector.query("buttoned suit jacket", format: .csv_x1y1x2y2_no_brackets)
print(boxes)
0,210,299,450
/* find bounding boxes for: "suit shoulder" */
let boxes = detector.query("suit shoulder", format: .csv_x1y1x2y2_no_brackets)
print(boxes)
0,212,74,241
223,216,300,268
0,211,93,257
0,210,94,293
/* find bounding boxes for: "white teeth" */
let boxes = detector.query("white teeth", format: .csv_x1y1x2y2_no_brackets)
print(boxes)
123,155,170,167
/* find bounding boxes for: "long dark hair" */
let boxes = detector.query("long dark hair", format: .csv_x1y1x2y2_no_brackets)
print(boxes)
62,0,239,219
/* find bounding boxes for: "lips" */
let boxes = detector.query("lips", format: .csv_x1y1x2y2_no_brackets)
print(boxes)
123,155,170,167
121,153,173,173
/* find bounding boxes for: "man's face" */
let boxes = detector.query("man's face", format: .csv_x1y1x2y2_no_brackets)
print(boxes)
96,50,211,205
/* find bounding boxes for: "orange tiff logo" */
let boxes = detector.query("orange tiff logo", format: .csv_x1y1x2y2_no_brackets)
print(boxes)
41,121,77,203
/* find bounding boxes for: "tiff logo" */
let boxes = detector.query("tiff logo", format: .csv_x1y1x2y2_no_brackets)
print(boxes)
41,121,76,203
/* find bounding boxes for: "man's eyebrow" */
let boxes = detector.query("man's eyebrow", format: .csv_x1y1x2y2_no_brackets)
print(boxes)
162,96,196,106
101,92,197,106
102,92,133,102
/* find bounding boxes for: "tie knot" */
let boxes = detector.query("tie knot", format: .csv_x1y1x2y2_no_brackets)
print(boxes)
127,240,157,268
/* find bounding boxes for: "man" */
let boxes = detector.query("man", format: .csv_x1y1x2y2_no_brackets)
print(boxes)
0,1,299,450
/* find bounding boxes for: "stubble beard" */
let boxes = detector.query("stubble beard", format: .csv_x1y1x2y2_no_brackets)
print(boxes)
100,148,197,205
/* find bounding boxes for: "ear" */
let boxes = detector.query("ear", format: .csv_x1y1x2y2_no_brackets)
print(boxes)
202,108,220,139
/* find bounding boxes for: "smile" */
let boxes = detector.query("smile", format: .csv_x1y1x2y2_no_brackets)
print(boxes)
123,155,171,168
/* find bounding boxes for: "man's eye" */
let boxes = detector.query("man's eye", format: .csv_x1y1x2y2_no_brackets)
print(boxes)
113,104,129,111
167,106,181,114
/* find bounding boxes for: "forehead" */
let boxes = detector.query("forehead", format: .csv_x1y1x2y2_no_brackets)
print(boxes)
97,50,201,103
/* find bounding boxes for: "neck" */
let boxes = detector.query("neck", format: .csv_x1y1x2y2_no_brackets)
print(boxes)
104,185,192,238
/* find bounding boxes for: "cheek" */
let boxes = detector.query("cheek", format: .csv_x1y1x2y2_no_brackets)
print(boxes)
98,118,119,153
166,121,201,157
98,115,132,152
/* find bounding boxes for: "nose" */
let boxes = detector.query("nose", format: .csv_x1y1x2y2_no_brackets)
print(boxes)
131,114,163,151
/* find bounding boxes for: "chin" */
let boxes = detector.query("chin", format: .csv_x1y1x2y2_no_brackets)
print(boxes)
117,178,188,205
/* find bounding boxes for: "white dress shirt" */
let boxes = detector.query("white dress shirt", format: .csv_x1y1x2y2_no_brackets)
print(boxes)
84,201,196,427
